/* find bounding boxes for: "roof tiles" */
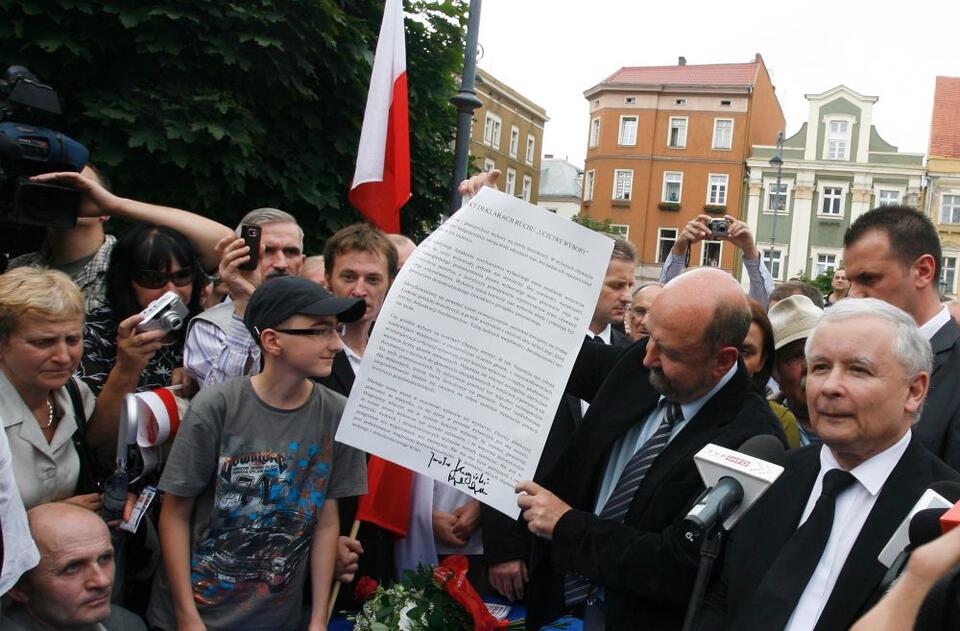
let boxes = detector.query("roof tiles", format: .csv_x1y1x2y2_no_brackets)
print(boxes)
602,62,760,88
930,76,960,159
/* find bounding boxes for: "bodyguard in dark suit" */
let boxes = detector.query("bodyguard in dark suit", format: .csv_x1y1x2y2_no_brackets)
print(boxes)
482,238,637,602
700,298,960,631
844,204,960,469
515,268,787,631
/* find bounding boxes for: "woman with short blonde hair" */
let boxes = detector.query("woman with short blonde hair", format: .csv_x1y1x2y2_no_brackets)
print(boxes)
0,267,104,510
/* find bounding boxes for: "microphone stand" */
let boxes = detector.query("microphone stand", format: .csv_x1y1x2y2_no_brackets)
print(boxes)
681,524,723,631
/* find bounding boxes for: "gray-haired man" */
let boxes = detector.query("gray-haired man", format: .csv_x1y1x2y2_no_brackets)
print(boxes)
183,208,305,387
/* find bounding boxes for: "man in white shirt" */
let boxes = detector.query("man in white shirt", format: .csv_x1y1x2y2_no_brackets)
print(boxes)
843,205,960,469
701,298,960,631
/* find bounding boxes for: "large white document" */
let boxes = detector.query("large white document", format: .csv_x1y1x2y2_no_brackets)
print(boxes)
336,187,615,517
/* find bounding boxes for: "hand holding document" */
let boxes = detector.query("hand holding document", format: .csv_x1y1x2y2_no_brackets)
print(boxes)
336,188,615,516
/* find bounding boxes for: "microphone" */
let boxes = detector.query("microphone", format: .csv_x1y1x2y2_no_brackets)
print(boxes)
878,482,960,568
879,508,949,593
681,435,786,540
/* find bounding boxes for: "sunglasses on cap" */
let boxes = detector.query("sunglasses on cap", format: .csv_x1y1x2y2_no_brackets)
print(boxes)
132,268,197,289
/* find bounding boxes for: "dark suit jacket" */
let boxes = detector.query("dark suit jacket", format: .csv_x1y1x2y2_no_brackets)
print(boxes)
525,339,787,631
481,328,631,566
313,352,395,605
700,435,960,631
914,318,960,469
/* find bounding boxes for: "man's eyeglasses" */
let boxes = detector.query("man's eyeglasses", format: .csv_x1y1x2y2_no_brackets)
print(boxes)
132,268,197,289
273,326,338,338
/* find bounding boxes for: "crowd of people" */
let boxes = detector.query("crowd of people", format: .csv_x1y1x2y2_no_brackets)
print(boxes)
0,162,959,631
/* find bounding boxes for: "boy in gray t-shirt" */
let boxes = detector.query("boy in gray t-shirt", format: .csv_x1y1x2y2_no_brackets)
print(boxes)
148,277,368,631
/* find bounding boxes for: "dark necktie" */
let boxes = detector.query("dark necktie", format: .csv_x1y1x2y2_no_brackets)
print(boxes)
564,400,683,606
734,468,857,630
586,333,606,345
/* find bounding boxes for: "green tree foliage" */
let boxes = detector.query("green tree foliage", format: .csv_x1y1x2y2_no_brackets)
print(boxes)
0,0,466,250
796,269,834,295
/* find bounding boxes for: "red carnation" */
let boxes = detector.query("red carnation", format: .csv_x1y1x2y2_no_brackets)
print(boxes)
354,576,379,602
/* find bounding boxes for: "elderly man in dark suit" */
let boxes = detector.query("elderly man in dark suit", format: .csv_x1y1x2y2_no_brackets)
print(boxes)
482,236,637,603
700,298,960,631
844,205,960,469
515,267,786,631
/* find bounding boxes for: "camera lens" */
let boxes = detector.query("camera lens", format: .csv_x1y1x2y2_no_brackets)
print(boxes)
160,312,183,332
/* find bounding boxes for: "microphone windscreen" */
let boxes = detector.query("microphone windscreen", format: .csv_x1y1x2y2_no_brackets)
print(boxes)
929,481,960,503
737,434,787,466
909,508,949,547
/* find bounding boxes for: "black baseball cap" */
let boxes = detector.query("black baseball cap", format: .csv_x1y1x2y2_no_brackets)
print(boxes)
243,276,366,340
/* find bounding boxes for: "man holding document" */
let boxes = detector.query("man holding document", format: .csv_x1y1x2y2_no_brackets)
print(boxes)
458,171,786,631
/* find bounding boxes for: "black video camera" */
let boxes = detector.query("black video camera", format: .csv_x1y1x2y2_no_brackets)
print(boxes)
0,65,89,229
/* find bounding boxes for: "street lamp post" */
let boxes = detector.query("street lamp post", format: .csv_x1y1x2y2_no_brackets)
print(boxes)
767,131,785,278
448,0,483,214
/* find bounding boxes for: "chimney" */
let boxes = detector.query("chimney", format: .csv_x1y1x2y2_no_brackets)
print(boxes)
679,56,687,66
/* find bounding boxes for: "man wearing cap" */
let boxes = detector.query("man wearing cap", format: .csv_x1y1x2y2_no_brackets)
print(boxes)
769,295,824,446
148,276,369,631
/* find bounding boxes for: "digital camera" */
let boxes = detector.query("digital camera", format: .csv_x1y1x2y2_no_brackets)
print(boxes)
708,218,729,237
136,291,189,336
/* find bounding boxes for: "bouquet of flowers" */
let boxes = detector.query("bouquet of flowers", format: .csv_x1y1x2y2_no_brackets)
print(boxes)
350,555,524,631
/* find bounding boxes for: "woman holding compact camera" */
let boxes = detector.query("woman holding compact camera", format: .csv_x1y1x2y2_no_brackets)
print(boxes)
77,224,207,449
0,267,109,509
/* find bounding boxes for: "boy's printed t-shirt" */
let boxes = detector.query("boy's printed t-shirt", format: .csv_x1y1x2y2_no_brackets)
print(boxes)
147,377,367,631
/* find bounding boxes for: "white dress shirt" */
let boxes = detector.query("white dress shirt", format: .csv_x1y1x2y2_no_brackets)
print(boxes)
784,429,912,631
918,304,951,341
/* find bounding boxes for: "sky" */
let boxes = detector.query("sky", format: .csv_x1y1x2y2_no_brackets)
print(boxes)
474,0,959,170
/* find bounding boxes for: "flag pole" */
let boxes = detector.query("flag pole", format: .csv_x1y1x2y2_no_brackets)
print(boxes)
447,0,483,214
327,520,362,622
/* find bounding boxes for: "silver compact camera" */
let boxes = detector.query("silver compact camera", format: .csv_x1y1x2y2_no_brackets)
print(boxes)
136,291,189,335
708,218,729,237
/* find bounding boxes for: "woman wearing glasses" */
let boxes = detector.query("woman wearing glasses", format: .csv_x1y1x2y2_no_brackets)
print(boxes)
77,224,207,450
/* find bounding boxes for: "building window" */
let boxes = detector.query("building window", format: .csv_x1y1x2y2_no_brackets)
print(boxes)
821,186,843,216
720,99,732,107
483,112,502,150
618,116,638,145
668,117,687,148
767,182,788,212
509,126,519,158
675,98,686,106
762,249,783,280
584,170,595,201
483,158,496,172
825,119,850,160
662,171,683,203
942,195,960,224
613,169,633,201
589,117,601,147
525,135,535,165
609,224,630,238
713,119,733,150
877,190,900,206
505,168,516,196
521,175,532,202
657,228,678,263
814,253,837,277
625,96,636,105
943,257,958,295
701,241,722,267
708,174,728,206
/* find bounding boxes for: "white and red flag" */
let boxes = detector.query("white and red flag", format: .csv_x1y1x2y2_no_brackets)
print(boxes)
348,0,411,233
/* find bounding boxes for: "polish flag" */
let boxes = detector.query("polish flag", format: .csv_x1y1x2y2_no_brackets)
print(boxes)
348,0,410,233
